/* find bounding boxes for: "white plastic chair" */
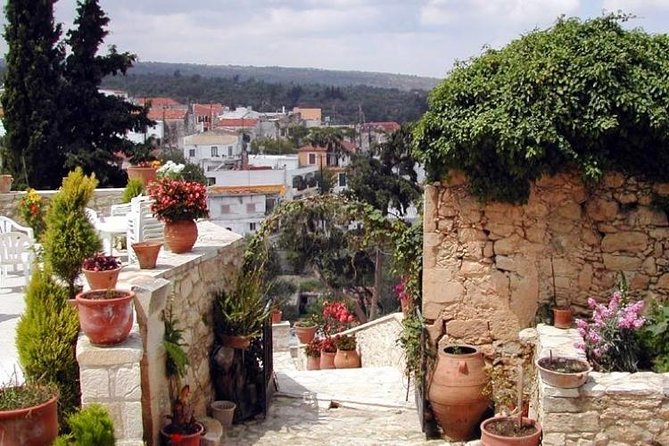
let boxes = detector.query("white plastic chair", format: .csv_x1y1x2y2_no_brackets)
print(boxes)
0,232,33,285
127,196,164,264
0,216,35,242
85,208,128,255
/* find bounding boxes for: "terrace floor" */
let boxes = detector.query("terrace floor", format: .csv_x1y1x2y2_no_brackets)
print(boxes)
0,271,26,383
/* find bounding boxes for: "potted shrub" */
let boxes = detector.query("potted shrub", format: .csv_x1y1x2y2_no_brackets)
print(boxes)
536,353,591,389
124,140,160,185
74,288,135,345
0,380,59,446
81,252,122,290
160,385,205,446
294,316,319,344
319,337,337,370
213,269,270,349
305,338,322,370
334,334,361,369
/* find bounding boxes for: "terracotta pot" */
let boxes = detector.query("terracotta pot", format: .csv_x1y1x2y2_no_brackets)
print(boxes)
271,309,282,324
126,166,157,185
82,266,121,290
553,307,573,329
334,349,361,369
295,325,317,344
480,416,542,446
320,351,336,369
0,175,12,193
536,356,591,388
160,421,205,446
220,334,251,349
306,355,320,370
164,219,198,253
0,394,58,446
428,344,490,441
131,240,162,269
75,289,135,345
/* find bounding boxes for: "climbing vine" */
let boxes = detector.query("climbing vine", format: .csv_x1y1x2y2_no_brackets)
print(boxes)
414,14,669,203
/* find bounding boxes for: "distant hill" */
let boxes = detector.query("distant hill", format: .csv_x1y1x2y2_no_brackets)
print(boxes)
130,62,440,92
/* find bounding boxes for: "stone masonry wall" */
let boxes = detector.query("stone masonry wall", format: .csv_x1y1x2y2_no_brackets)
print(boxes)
423,171,669,351
534,324,669,445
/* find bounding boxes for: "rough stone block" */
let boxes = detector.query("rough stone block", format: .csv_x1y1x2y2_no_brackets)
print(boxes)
586,199,618,221
114,364,142,400
445,319,491,343
601,232,648,253
122,401,143,440
80,368,111,400
542,432,566,445
76,331,143,366
494,234,524,256
602,254,642,271
543,411,599,432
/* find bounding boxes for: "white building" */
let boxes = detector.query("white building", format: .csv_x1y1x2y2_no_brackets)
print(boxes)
182,132,241,173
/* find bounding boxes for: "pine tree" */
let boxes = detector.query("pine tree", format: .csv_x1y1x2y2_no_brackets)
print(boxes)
1,0,66,189
62,0,154,187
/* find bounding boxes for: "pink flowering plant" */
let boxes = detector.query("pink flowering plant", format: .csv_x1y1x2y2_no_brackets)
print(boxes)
394,278,411,312
576,283,645,372
321,301,356,337
147,178,209,223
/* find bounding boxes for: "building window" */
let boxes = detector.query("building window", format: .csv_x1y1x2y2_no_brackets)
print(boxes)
339,173,347,187
249,222,257,232
220,204,231,214
207,177,216,185
189,149,195,157
211,146,219,157
246,203,257,213
228,146,233,157
308,153,316,164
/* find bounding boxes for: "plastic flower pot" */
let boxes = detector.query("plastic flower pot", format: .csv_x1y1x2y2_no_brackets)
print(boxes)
210,400,236,428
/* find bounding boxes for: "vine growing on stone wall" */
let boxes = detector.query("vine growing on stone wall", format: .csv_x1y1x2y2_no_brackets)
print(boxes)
413,14,669,203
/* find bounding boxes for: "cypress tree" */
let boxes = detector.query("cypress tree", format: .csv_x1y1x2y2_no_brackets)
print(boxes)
1,0,66,189
62,0,154,187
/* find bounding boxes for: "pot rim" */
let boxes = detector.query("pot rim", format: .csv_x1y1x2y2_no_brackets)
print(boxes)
82,265,123,273
131,240,163,248
536,356,592,375
440,343,480,358
0,394,58,419
75,289,135,304
160,420,205,437
480,416,542,440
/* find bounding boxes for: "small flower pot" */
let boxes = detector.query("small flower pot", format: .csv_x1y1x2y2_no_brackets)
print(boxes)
537,356,591,388
210,400,236,429
131,240,162,269
480,416,542,446
0,175,13,193
295,325,317,344
82,266,121,290
160,421,205,446
271,309,282,324
552,306,573,329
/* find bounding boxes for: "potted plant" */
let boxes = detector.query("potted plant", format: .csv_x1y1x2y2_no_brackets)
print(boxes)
536,351,591,389
0,173,12,193
305,338,322,370
125,140,160,185
319,337,337,370
73,288,135,345
294,316,319,344
267,278,297,324
213,268,271,349
81,252,122,290
18,188,47,239
549,257,573,328
160,385,205,446
147,172,209,253
480,366,542,446
0,380,59,446
334,334,360,369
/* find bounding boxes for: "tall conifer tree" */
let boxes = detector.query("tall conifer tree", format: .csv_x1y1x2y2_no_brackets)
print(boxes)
2,0,65,189
62,0,153,186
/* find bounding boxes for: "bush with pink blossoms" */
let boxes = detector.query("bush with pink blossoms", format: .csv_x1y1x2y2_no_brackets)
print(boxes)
576,287,645,372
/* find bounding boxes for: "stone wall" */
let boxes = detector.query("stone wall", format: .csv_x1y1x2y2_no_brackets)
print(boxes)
534,324,669,445
78,221,243,445
0,189,124,223
423,171,669,350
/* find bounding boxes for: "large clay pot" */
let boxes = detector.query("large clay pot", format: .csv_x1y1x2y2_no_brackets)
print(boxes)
295,325,317,344
126,166,157,185
164,219,198,253
160,421,205,446
428,344,490,441
320,351,336,369
306,355,320,371
0,175,13,193
334,349,361,369
0,394,58,446
74,289,135,346
220,334,251,349
480,416,542,446
131,240,162,269
82,266,121,290
553,307,573,329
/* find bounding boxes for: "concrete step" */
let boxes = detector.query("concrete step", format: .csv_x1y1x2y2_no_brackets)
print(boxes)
275,365,415,409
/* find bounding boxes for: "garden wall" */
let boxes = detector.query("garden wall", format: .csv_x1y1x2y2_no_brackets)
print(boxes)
533,324,669,445
78,221,243,445
422,171,669,352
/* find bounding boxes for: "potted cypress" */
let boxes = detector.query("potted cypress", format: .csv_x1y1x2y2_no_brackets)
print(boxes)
0,380,59,446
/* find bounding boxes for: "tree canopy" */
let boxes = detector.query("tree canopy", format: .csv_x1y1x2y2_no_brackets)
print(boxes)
413,14,669,203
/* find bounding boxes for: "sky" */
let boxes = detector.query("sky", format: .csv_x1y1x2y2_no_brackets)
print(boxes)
1,0,669,78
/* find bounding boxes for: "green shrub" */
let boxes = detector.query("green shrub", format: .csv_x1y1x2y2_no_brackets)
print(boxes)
42,167,101,297
414,14,669,203
638,300,669,372
16,268,80,420
54,404,115,446
121,177,144,203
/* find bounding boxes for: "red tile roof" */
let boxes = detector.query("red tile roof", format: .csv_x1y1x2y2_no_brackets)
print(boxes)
193,103,224,117
147,108,187,121
360,121,400,132
218,118,259,128
136,97,182,108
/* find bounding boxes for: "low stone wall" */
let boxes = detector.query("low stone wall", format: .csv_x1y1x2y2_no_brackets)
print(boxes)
533,324,669,445
0,188,124,223
78,221,243,445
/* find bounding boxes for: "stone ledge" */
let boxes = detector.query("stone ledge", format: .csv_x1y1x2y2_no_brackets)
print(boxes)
76,329,143,366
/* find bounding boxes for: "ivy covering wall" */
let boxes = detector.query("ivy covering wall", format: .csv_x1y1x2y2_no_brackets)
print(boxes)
413,15,669,203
